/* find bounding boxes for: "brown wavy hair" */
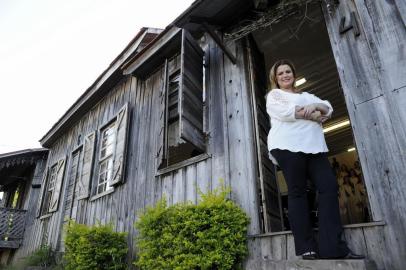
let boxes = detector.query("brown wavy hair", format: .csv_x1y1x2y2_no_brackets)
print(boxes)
269,59,298,92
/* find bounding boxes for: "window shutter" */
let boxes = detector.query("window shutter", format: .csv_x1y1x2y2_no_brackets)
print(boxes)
64,149,81,220
49,158,66,213
156,61,169,169
36,169,48,217
77,132,96,200
110,103,131,186
179,29,205,152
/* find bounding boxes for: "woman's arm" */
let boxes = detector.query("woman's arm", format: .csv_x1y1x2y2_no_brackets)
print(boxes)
295,107,328,123
306,93,334,117
301,103,331,120
266,90,331,122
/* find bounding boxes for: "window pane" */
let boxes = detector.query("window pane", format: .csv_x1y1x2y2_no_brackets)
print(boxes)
97,157,114,194
97,184,105,194
106,133,115,145
100,161,107,172
105,143,114,157
106,159,114,191
99,172,106,183
100,124,116,159
48,166,58,191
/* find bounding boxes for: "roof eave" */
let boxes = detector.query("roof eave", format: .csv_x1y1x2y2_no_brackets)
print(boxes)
0,148,48,160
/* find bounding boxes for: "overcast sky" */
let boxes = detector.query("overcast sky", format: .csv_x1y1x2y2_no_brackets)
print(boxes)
0,0,194,154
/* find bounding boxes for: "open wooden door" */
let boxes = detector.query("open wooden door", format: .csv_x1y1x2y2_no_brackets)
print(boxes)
246,36,283,232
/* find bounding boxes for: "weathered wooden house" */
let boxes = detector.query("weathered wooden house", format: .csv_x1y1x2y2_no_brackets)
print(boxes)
4,0,405,269
0,148,48,265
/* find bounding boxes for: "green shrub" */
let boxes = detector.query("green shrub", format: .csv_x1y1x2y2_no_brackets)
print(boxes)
135,184,250,270
64,221,128,270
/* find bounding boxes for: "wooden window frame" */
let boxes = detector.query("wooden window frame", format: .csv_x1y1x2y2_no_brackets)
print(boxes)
95,121,116,196
64,145,83,222
156,29,207,171
76,132,96,200
37,158,67,218
89,103,130,200
40,163,58,216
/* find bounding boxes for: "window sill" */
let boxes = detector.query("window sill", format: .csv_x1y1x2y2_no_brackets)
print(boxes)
39,213,53,220
156,153,211,176
90,188,115,202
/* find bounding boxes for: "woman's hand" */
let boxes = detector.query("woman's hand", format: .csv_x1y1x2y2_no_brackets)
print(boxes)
303,104,317,119
295,106,315,120
309,111,321,121
295,107,329,123
295,106,305,119
309,111,329,123
318,115,329,123
297,103,331,121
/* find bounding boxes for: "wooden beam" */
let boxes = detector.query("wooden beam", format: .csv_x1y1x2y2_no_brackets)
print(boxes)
202,23,237,65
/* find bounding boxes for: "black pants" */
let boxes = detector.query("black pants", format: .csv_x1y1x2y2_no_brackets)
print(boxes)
271,149,349,258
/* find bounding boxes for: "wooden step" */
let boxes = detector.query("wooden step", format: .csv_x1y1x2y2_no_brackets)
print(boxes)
246,259,377,270
246,222,387,269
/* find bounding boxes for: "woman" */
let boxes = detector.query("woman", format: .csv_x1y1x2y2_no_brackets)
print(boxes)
266,59,364,260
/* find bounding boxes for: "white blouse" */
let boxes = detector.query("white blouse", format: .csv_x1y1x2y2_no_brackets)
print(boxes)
266,88,333,165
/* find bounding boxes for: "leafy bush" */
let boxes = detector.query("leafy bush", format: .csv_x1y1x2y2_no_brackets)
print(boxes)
135,184,250,270
64,222,128,270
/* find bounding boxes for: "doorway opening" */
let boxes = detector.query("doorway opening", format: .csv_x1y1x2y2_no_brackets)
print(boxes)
248,3,372,232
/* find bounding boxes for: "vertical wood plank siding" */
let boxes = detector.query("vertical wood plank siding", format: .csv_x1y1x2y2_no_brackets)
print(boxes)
323,1,406,269
17,33,261,263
